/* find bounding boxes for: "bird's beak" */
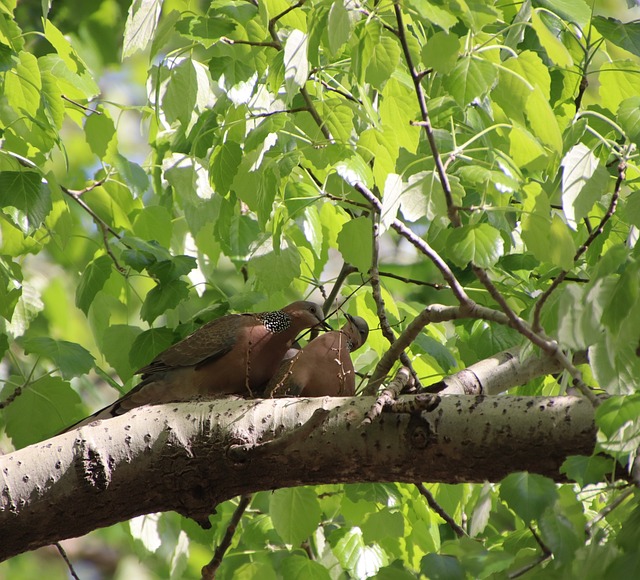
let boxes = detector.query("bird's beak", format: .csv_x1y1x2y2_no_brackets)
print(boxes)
319,317,333,331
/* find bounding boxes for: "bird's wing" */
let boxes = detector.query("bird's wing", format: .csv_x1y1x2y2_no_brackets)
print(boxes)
136,313,253,376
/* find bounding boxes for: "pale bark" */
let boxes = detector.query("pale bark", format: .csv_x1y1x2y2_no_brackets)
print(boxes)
0,394,596,561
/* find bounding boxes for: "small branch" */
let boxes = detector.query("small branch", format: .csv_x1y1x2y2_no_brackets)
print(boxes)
415,482,467,538
585,486,634,537
370,216,421,389
574,74,589,111
55,542,81,580
508,526,552,578
365,303,519,395
61,95,102,115
201,495,252,580
61,180,127,275
533,159,626,331
353,181,472,305
269,0,305,28
249,106,309,119
379,271,447,290
360,367,413,426
322,191,371,210
312,76,361,104
393,1,460,227
220,36,280,49
324,262,357,314
300,85,332,141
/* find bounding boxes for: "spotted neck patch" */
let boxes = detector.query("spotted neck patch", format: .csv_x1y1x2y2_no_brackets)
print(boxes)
257,310,292,333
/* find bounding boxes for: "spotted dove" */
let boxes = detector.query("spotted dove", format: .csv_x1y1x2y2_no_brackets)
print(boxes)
65,301,328,430
264,313,369,397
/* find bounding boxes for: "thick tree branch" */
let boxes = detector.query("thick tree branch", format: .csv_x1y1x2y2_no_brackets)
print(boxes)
0,395,596,561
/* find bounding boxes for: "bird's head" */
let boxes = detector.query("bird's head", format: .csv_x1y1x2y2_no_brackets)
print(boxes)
283,301,332,331
343,314,369,351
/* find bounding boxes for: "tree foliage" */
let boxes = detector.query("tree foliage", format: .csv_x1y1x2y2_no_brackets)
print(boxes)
1,0,640,577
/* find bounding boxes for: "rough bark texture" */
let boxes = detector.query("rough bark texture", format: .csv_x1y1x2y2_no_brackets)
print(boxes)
0,394,597,561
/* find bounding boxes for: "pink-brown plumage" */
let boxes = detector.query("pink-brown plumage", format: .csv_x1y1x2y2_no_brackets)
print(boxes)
265,314,369,398
64,301,327,430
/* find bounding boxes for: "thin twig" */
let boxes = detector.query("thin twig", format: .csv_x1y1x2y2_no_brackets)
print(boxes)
201,495,252,580
249,107,308,119
370,216,421,389
324,262,357,314
379,270,447,290
55,542,81,580
533,159,626,331
508,526,552,578
365,303,531,395
415,482,467,538
311,75,361,104
269,0,305,28
220,37,280,49
393,1,460,227
61,180,127,274
585,486,634,536
61,95,102,115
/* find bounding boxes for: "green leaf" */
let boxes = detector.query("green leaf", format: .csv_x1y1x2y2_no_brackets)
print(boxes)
537,0,591,28
129,328,176,377
422,31,460,75
561,144,608,230
140,279,190,324
251,247,301,293
332,526,388,578
0,171,52,234
147,255,197,285
420,554,465,580
366,32,401,89
531,10,572,67
280,555,331,580
539,509,582,564
284,29,308,96
269,487,321,546
210,141,242,195
362,509,404,543
557,284,600,349
500,472,558,523
448,223,504,268
409,0,458,32
598,60,640,113
102,324,144,381
337,216,372,273
618,96,640,145
113,154,149,197
175,14,236,48
0,258,22,321
526,86,563,155
327,0,351,55
444,56,497,108
549,214,576,271
560,455,614,486
21,337,94,380
594,16,640,58
2,376,83,447
4,50,41,117
398,170,449,223
381,173,403,231
75,255,113,315
602,266,639,332
380,78,420,153
123,0,162,58
84,112,116,159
